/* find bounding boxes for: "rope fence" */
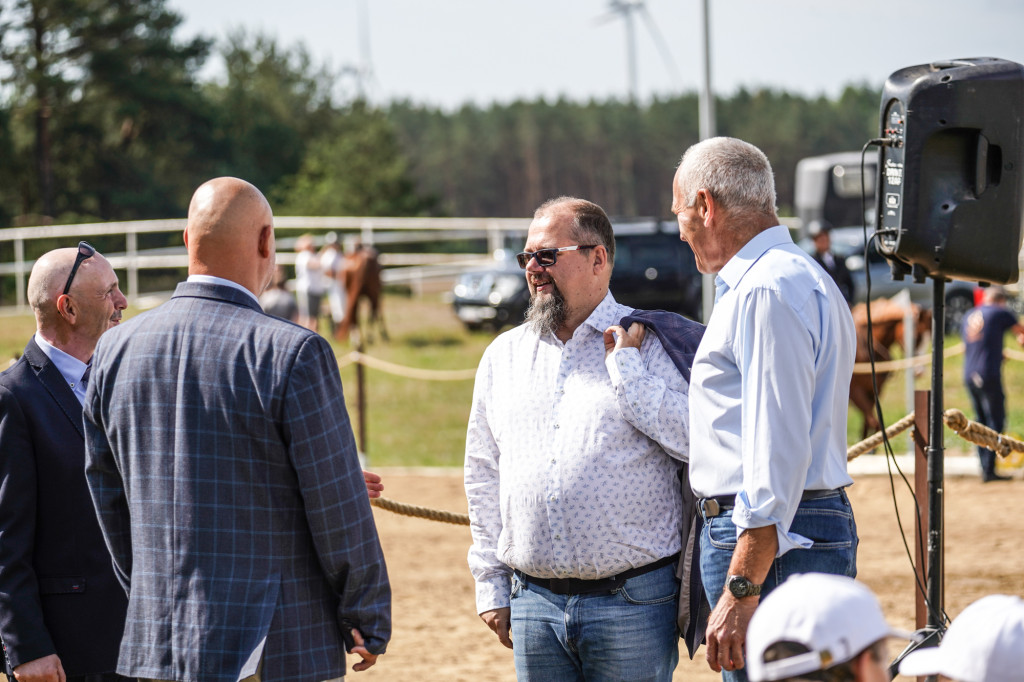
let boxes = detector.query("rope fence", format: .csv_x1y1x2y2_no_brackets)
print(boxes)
369,408,1024,526
336,343,1024,380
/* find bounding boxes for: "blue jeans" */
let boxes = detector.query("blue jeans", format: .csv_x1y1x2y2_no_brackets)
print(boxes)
509,563,680,681
699,490,858,682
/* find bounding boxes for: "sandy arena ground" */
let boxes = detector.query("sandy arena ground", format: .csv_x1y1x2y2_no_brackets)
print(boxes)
358,461,1024,682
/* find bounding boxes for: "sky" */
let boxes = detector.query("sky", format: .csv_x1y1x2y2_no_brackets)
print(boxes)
169,0,1024,110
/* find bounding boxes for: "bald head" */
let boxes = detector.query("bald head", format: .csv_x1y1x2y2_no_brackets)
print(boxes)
27,248,79,320
184,177,276,295
28,246,127,361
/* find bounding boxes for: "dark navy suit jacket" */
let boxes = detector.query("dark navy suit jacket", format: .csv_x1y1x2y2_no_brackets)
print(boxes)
0,338,127,675
84,281,390,682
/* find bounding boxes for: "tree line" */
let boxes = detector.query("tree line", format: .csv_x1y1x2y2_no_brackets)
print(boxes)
0,0,882,232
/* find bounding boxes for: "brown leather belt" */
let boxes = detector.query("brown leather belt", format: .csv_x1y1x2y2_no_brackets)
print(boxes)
699,488,842,518
514,553,680,596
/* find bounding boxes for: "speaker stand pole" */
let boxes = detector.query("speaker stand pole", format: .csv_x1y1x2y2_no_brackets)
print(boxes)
926,275,945,631
892,278,947,679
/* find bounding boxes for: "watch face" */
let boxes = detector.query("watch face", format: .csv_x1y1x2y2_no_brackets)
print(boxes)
728,576,758,598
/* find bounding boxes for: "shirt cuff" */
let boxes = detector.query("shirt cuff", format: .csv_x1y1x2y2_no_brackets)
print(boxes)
475,574,512,615
605,346,643,386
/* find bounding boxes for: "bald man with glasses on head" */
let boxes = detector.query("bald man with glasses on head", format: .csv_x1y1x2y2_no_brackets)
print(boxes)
465,196,701,681
0,243,131,682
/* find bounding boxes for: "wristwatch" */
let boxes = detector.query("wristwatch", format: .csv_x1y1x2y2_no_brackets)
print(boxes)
726,574,763,599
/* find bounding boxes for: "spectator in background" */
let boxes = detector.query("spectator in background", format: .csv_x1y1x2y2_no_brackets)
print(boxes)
961,285,1024,482
259,265,299,322
899,594,1024,682
746,573,913,682
808,221,855,306
319,232,347,336
0,243,131,682
294,233,325,332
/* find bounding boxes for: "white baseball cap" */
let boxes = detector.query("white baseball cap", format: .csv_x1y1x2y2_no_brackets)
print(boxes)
898,594,1024,682
746,573,914,682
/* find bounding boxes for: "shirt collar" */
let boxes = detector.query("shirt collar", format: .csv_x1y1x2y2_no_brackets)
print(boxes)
579,290,619,334
33,331,89,385
186,274,261,306
716,225,792,294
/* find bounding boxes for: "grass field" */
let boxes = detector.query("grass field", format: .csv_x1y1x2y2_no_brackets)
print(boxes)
5,291,1024,466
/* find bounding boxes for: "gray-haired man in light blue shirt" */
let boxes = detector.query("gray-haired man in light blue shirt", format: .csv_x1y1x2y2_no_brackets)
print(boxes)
671,137,858,682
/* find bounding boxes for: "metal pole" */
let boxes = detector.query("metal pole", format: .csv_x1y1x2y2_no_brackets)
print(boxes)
698,0,716,323
927,276,945,629
625,7,638,102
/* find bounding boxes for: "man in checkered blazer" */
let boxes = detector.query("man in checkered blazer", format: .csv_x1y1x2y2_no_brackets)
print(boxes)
83,177,390,682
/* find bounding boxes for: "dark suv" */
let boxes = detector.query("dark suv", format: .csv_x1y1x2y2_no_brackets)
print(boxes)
452,220,701,331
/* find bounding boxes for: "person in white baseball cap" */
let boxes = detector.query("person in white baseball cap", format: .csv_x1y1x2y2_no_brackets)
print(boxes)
746,573,915,682
898,594,1024,682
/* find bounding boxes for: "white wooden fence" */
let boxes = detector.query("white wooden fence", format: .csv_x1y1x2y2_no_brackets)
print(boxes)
0,216,533,312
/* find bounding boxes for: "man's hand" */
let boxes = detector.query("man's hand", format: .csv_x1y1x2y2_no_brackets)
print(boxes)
363,470,383,499
603,322,646,358
480,607,513,649
347,628,379,671
704,592,759,673
13,654,65,682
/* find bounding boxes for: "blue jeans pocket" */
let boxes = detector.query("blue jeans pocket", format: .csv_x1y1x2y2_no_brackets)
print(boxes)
706,515,739,551
616,565,679,606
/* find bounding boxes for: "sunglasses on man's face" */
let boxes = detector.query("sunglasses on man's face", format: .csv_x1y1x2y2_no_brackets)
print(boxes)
62,241,96,296
515,244,597,269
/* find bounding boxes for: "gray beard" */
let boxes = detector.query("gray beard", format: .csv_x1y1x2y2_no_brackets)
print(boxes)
525,285,567,337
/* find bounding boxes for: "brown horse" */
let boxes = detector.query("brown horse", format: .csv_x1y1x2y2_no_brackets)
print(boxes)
336,244,388,345
849,298,932,439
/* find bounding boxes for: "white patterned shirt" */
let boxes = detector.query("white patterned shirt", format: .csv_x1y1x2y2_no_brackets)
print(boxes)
465,292,689,614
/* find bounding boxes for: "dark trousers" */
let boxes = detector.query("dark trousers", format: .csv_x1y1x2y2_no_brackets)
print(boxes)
967,379,1006,478
67,675,136,682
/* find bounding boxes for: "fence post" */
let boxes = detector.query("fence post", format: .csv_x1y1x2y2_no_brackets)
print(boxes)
126,229,138,304
14,238,26,312
913,389,936,630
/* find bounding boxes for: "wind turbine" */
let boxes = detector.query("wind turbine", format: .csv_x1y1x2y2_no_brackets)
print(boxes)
341,0,376,101
594,0,683,102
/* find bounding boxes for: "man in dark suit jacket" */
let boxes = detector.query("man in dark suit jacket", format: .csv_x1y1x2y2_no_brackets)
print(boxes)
809,221,855,307
0,245,130,682
83,177,390,682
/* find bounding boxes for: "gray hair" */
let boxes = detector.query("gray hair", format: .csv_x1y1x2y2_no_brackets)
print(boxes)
677,137,777,219
534,196,615,265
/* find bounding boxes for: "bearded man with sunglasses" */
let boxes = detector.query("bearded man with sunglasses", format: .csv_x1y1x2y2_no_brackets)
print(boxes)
465,196,691,681
0,244,131,682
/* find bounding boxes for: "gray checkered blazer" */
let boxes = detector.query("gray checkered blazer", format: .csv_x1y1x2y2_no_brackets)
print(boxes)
84,281,390,682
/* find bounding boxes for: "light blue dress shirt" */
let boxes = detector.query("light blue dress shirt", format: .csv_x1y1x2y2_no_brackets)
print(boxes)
689,225,856,555
33,332,90,405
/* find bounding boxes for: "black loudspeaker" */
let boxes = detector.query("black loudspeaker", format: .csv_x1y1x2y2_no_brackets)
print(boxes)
877,57,1024,284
